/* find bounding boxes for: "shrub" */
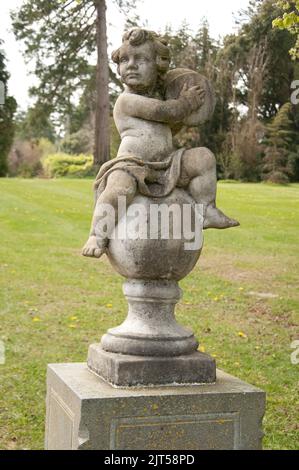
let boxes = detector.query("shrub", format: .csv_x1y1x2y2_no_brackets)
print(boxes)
219,179,240,184
263,171,290,185
8,140,45,177
43,153,94,178
60,128,93,155
8,138,57,177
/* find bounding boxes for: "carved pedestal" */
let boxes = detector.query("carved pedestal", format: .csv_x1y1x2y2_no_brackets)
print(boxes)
86,189,217,386
88,279,215,386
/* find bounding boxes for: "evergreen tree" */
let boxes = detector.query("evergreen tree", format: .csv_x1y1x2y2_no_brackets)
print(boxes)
262,103,297,182
195,19,218,73
0,41,17,176
15,106,56,143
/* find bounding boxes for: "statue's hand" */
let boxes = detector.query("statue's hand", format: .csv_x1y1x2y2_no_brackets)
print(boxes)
179,84,205,112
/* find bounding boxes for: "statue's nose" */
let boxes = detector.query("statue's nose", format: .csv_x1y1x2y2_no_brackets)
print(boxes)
127,59,138,70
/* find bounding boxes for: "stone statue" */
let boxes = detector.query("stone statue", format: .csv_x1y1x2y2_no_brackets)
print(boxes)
82,28,239,260
82,28,240,387
45,30,265,451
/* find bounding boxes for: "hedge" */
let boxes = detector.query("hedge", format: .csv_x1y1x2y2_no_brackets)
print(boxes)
43,153,94,178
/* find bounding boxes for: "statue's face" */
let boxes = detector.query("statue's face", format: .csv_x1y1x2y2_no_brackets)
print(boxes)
118,42,158,92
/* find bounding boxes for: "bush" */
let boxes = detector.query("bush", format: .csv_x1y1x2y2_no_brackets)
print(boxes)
60,128,93,155
43,153,94,178
263,171,290,185
219,179,240,184
8,140,45,177
8,138,57,177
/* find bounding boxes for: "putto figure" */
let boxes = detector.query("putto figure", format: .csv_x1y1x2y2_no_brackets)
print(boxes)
82,28,239,258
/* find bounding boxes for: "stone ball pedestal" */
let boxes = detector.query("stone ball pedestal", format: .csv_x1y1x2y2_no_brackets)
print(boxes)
87,188,216,387
46,190,265,450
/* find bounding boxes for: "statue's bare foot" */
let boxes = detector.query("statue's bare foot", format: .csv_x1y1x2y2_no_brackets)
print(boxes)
204,206,240,230
82,235,106,259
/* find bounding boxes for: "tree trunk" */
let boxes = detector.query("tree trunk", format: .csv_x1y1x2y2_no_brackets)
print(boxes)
94,0,110,170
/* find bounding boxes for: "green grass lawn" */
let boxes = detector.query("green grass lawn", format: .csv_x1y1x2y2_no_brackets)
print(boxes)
0,178,298,450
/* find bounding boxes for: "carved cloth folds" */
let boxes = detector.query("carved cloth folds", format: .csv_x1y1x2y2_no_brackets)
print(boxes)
94,148,189,199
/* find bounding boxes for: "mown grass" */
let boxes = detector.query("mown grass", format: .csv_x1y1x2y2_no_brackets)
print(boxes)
0,179,298,450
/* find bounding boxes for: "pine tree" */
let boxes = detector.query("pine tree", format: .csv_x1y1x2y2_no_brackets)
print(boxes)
262,103,297,183
195,19,217,73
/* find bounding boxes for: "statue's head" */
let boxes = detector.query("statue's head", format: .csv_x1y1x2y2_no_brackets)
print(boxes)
112,28,170,93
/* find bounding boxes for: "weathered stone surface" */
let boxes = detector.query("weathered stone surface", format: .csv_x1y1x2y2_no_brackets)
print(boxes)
46,29,265,452
89,278,217,386
45,363,266,450
99,279,199,358
82,27,239,262
107,189,203,281
87,345,216,387
81,28,240,387
164,68,216,126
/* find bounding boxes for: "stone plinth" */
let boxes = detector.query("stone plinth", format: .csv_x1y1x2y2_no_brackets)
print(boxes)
87,346,216,387
45,363,265,450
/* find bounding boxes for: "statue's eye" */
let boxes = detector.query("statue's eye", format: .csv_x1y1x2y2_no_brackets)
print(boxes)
120,57,128,64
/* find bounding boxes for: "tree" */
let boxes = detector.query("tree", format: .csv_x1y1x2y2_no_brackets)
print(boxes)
161,5,299,182
0,41,17,176
163,22,193,69
15,106,56,143
94,0,110,170
273,0,299,59
219,0,297,120
210,0,298,180
230,41,268,181
195,19,218,73
12,0,139,169
163,22,221,152
262,103,297,182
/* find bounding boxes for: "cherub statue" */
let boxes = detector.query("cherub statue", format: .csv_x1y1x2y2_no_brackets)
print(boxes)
82,28,239,259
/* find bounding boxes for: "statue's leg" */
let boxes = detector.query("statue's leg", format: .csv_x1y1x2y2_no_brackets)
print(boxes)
82,170,137,258
182,147,239,229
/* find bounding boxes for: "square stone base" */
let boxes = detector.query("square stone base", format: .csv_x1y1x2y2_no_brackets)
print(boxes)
45,363,265,450
87,344,216,387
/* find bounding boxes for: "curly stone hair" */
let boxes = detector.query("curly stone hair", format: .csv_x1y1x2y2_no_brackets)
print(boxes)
112,28,171,89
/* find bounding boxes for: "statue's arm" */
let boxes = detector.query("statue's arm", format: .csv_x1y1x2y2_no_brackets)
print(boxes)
117,87,204,124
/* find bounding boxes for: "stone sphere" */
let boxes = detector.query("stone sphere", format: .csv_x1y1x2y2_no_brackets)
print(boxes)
107,188,203,281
